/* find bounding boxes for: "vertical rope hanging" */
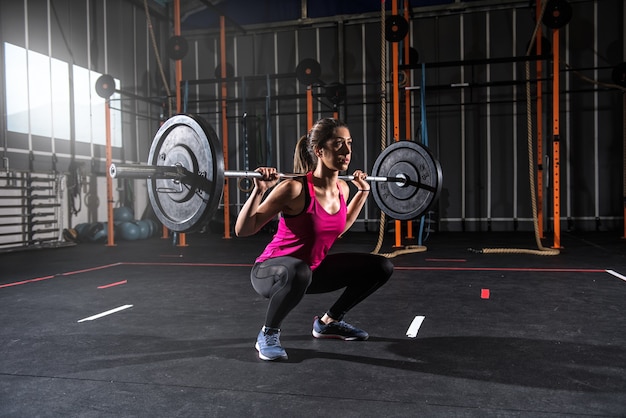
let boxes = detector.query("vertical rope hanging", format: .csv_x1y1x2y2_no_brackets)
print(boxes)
143,0,173,118
370,1,427,258
371,0,387,255
473,1,625,254
474,0,559,255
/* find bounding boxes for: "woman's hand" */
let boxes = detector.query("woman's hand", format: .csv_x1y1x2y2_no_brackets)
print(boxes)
253,167,280,193
235,167,280,237
350,169,370,192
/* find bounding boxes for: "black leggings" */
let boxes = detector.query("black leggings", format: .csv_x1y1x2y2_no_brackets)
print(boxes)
250,253,393,329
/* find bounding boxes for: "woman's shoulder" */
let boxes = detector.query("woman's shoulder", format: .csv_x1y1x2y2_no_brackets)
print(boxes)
272,177,306,201
337,178,350,197
275,177,307,215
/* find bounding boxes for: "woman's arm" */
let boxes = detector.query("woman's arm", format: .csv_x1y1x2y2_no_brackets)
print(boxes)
235,168,303,237
342,170,370,233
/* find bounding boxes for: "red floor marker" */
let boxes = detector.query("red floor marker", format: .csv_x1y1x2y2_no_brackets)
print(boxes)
98,280,127,289
481,288,490,299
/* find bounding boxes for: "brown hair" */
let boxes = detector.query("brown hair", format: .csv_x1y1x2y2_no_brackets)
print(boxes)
293,117,348,173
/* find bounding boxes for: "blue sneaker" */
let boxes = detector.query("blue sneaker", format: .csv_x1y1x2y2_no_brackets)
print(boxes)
312,316,369,341
255,327,288,361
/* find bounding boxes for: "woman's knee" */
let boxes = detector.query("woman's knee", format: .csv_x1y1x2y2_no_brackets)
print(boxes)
382,257,394,277
265,259,312,293
373,256,394,284
291,261,313,290
251,258,311,297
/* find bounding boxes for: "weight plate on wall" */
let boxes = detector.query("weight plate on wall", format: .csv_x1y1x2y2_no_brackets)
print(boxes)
95,74,116,99
399,47,419,70
325,82,346,104
167,36,189,60
214,62,235,79
542,0,572,29
371,141,443,220
147,114,224,232
296,58,321,85
385,15,409,42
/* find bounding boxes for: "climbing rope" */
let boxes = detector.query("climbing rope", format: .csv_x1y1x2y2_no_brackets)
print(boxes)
371,1,427,258
143,0,173,118
371,0,388,257
474,0,560,256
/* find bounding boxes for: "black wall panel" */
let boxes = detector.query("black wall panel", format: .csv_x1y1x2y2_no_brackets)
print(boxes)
0,0,623,232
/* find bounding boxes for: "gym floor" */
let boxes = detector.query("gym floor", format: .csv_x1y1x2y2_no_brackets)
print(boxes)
1,229,625,417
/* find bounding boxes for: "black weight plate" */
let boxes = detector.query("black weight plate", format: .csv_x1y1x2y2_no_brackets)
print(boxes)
385,15,409,42
296,58,321,85
371,141,443,220
325,82,346,104
147,114,224,232
542,0,572,29
214,62,235,79
95,74,116,99
399,47,419,69
167,35,188,60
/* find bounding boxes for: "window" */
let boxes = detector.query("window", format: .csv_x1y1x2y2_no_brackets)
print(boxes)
4,42,121,147
5,43,30,135
72,65,122,146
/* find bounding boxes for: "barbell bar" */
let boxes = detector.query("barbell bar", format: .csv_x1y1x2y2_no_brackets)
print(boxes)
223,172,434,193
110,165,420,188
108,114,443,232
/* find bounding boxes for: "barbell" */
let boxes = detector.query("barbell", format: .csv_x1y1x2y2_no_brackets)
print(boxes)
109,114,443,232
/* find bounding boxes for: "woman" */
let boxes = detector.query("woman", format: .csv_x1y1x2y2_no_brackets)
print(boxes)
235,117,394,361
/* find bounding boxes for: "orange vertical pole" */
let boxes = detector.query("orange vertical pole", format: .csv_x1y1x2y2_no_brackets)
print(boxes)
552,28,561,248
403,2,414,241
174,0,182,114
391,1,400,141
220,16,231,239
105,99,115,247
403,4,411,139
174,0,188,246
391,0,402,248
535,2,545,238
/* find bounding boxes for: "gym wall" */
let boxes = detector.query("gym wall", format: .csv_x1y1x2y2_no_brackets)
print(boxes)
0,0,623,244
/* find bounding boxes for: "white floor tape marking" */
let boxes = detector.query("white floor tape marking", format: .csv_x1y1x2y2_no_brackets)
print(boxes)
606,269,626,282
406,315,425,338
77,305,134,323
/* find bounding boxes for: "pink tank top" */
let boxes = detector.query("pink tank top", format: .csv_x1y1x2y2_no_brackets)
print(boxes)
255,172,347,270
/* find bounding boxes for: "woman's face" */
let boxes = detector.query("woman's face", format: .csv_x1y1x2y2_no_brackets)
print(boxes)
318,126,352,172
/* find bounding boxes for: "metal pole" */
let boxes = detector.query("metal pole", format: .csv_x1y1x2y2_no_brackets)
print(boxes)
552,27,561,249
105,100,115,247
220,16,231,239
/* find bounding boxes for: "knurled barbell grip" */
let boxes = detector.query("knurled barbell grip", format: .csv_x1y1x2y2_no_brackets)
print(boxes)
339,175,398,182
223,170,303,179
340,175,413,186
224,170,407,184
109,163,190,180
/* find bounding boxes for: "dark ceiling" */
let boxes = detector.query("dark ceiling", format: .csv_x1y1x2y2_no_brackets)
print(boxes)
152,0,478,32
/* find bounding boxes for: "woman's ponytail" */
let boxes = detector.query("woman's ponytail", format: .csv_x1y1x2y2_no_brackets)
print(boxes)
293,118,348,173
293,134,316,173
